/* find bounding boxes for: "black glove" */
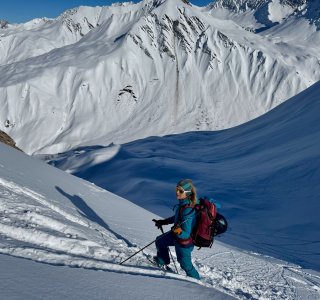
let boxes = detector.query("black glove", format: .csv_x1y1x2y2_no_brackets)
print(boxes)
152,219,168,230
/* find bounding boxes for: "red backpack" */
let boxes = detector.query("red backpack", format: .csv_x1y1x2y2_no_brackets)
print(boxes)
182,197,228,248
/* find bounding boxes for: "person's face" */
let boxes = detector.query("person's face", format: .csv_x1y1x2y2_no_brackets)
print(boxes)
176,186,190,200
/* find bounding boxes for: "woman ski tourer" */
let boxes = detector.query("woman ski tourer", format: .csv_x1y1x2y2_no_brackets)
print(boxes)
153,179,201,280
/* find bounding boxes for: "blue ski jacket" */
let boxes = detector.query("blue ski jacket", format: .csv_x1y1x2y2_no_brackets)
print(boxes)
165,198,199,242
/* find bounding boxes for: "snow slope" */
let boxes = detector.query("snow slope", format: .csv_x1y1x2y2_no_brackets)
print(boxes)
0,142,234,299
1,0,319,154
207,0,320,31
0,254,231,300
1,140,320,299
46,80,320,274
206,0,320,58
0,6,103,65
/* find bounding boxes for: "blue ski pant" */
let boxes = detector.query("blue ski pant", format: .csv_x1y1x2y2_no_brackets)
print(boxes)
155,231,200,280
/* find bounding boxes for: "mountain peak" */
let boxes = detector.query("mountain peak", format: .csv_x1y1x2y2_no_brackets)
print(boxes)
0,0,319,154
208,0,319,31
211,0,308,12
209,0,266,12
0,19,9,29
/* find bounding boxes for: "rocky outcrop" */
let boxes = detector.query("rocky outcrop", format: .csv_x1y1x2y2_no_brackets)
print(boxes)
0,131,22,151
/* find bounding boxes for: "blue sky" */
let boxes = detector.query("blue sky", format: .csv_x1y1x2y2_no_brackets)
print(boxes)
0,0,214,23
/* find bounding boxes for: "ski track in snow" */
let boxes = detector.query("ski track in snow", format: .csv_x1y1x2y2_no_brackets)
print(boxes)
0,178,319,300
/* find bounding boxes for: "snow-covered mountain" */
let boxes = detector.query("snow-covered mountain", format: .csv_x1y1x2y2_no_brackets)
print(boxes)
1,0,319,154
207,0,320,32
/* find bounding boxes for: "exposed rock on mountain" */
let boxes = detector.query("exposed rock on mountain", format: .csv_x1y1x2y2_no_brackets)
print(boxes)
0,130,22,151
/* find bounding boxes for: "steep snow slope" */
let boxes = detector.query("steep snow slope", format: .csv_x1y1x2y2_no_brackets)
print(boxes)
0,7,101,65
46,81,320,272
1,0,319,154
0,2,160,65
207,0,320,33
0,143,235,300
206,0,320,60
1,143,320,299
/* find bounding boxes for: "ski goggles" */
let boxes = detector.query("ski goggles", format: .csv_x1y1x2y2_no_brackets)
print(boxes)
176,186,191,194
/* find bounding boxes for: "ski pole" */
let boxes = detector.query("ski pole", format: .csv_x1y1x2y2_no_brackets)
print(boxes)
119,229,168,265
119,239,157,265
159,225,179,274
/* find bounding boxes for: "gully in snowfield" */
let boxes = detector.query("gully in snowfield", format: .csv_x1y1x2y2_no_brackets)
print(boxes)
153,179,201,280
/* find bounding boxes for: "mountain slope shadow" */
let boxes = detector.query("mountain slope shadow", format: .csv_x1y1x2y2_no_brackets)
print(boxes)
55,186,134,247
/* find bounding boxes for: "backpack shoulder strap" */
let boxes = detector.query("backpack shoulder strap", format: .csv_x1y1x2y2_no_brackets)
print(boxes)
178,204,195,222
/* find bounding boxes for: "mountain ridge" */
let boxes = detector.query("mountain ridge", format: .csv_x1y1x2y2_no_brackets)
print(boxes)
207,0,320,32
0,0,319,154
